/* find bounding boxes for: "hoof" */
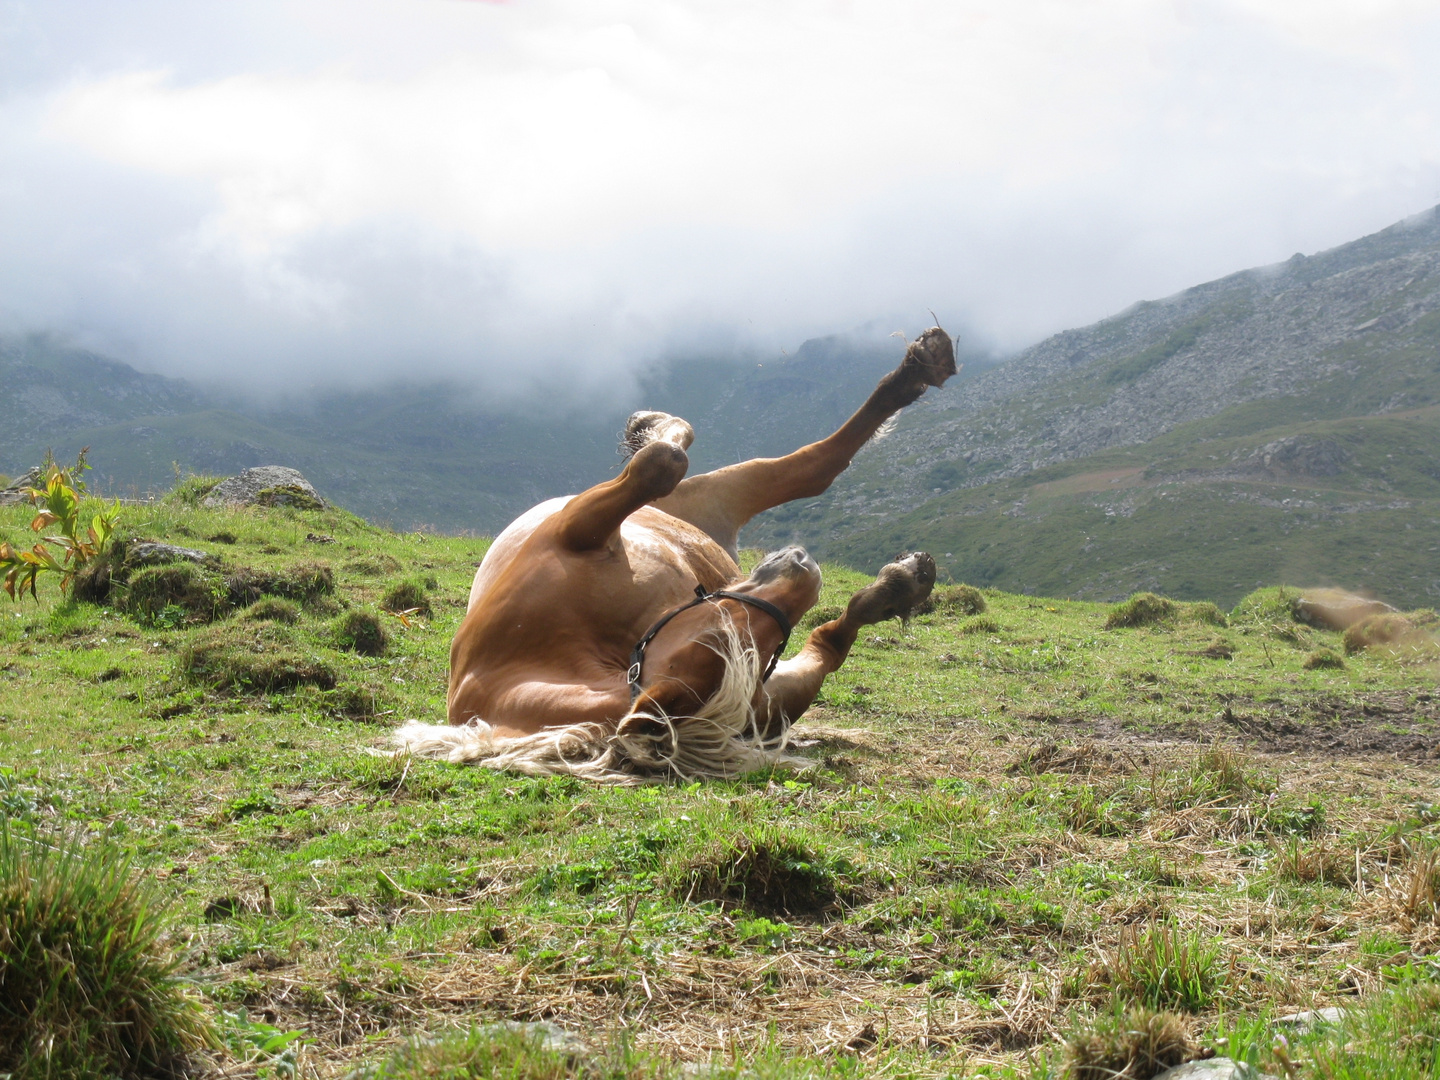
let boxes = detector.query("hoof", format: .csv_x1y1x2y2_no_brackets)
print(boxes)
620,411,696,458
846,551,937,625
902,327,957,388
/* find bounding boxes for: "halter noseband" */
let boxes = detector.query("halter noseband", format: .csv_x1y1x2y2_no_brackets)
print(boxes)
628,584,793,703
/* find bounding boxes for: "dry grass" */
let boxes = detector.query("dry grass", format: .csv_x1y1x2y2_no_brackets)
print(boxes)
1064,1008,1193,1080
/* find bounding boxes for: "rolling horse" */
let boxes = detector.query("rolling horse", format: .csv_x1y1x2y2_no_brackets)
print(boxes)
397,327,958,781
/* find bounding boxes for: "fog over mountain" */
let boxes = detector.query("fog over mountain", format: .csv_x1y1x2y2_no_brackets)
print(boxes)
3,1,1440,401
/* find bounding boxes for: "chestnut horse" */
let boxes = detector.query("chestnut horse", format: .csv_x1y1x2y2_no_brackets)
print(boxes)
397,327,957,780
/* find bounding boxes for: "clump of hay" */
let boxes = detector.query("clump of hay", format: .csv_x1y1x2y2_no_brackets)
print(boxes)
1105,592,1175,629
0,823,213,1078
334,610,389,656
1303,647,1346,670
120,564,228,625
178,623,335,692
1064,1007,1192,1080
669,827,844,917
225,561,334,606
240,597,300,623
1344,612,1416,654
917,583,986,617
379,579,432,618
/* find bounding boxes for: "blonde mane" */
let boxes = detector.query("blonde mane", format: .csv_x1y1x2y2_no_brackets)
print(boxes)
392,613,810,784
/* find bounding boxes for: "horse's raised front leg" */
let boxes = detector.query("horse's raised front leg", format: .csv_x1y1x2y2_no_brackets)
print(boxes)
552,432,693,551
652,327,956,556
757,552,936,738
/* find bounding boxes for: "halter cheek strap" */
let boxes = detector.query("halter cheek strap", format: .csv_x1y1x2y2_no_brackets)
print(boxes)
628,584,793,703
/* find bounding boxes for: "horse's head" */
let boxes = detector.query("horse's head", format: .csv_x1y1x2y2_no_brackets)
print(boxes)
625,545,822,725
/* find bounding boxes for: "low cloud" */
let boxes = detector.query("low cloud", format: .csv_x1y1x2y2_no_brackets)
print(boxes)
2,0,1438,399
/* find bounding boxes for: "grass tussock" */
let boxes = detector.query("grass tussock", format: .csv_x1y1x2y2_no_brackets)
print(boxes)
120,563,228,625
1274,838,1359,887
1105,593,1176,629
670,828,843,917
1064,1007,1192,1080
918,583,986,617
1303,647,1346,670
0,823,213,1078
1343,612,1416,653
178,623,336,692
379,578,433,617
1103,921,1226,1012
351,1023,615,1080
1230,586,1298,625
163,474,224,506
240,597,301,623
225,561,335,606
333,610,389,656
958,615,1000,635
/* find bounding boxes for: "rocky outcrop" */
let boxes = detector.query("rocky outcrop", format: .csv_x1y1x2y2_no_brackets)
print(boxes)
203,467,326,510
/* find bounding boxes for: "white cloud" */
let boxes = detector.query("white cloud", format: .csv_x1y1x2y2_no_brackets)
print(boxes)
2,0,1439,395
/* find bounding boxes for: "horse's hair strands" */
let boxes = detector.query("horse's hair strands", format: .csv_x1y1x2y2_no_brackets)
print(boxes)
391,613,808,785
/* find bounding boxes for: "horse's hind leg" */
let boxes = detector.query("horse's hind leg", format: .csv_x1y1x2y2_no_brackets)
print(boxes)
757,552,936,737
652,327,956,557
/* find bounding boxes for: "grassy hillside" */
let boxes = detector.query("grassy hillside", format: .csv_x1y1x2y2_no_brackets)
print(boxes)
3,494,1440,1078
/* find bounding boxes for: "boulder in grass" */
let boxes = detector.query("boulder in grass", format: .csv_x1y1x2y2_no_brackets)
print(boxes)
1155,1060,1277,1080
202,466,326,510
1293,588,1396,632
124,542,219,570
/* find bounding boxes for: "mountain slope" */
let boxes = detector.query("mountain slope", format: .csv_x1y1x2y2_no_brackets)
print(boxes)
745,207,1440,607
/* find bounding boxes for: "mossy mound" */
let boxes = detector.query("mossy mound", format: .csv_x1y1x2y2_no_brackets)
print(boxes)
1105,592,1176,629
919,583,987,617
1230,586,1299,625
333,610,389,656
240,597,301,624
379,579,432,617
120,564,228,625
344,555,403,577
225,561,334,606
669,829,844,917
178,623,336,692
255,484,324,511
1185,601,1228,628
1303,647,1347,670
0,824,213,1078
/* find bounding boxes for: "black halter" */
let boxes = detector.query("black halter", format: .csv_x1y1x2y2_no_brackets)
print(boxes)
628,584,793,703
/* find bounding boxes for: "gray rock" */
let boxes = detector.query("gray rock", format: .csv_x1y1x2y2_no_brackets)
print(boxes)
0,466,43,505
203,466,325,509
1155,1059,1277,1080
1273,1006,1346,1034
123,542,218,569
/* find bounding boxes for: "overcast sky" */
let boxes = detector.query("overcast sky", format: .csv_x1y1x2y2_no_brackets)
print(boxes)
2,0,1439,399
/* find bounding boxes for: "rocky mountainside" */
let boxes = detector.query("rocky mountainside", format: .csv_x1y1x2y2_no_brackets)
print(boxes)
746,206,1440,607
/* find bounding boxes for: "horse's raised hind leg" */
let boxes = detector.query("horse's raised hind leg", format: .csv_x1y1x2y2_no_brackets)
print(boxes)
650,327,956,557
757,552,936,738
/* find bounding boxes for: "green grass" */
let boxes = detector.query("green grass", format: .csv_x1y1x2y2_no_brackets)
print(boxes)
3,494,1440,1076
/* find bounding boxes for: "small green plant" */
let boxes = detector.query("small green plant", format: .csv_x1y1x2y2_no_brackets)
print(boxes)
1105,592,1176,629
0,822,214,1077
1106,921,1225,1012
1,449,119,601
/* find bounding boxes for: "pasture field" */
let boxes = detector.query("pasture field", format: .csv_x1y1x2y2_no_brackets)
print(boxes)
2,492,1440,1079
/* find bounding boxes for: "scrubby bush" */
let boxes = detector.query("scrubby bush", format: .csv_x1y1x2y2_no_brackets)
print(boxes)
1344,612,1416,654
0,823,213,1077
1105,592,1175,629
1065,1007,1192,1080
1303,647,1346,670
379,578,432,617
121,563,228,625
334,610,389,656
918,582,987,617
178,623,336,692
